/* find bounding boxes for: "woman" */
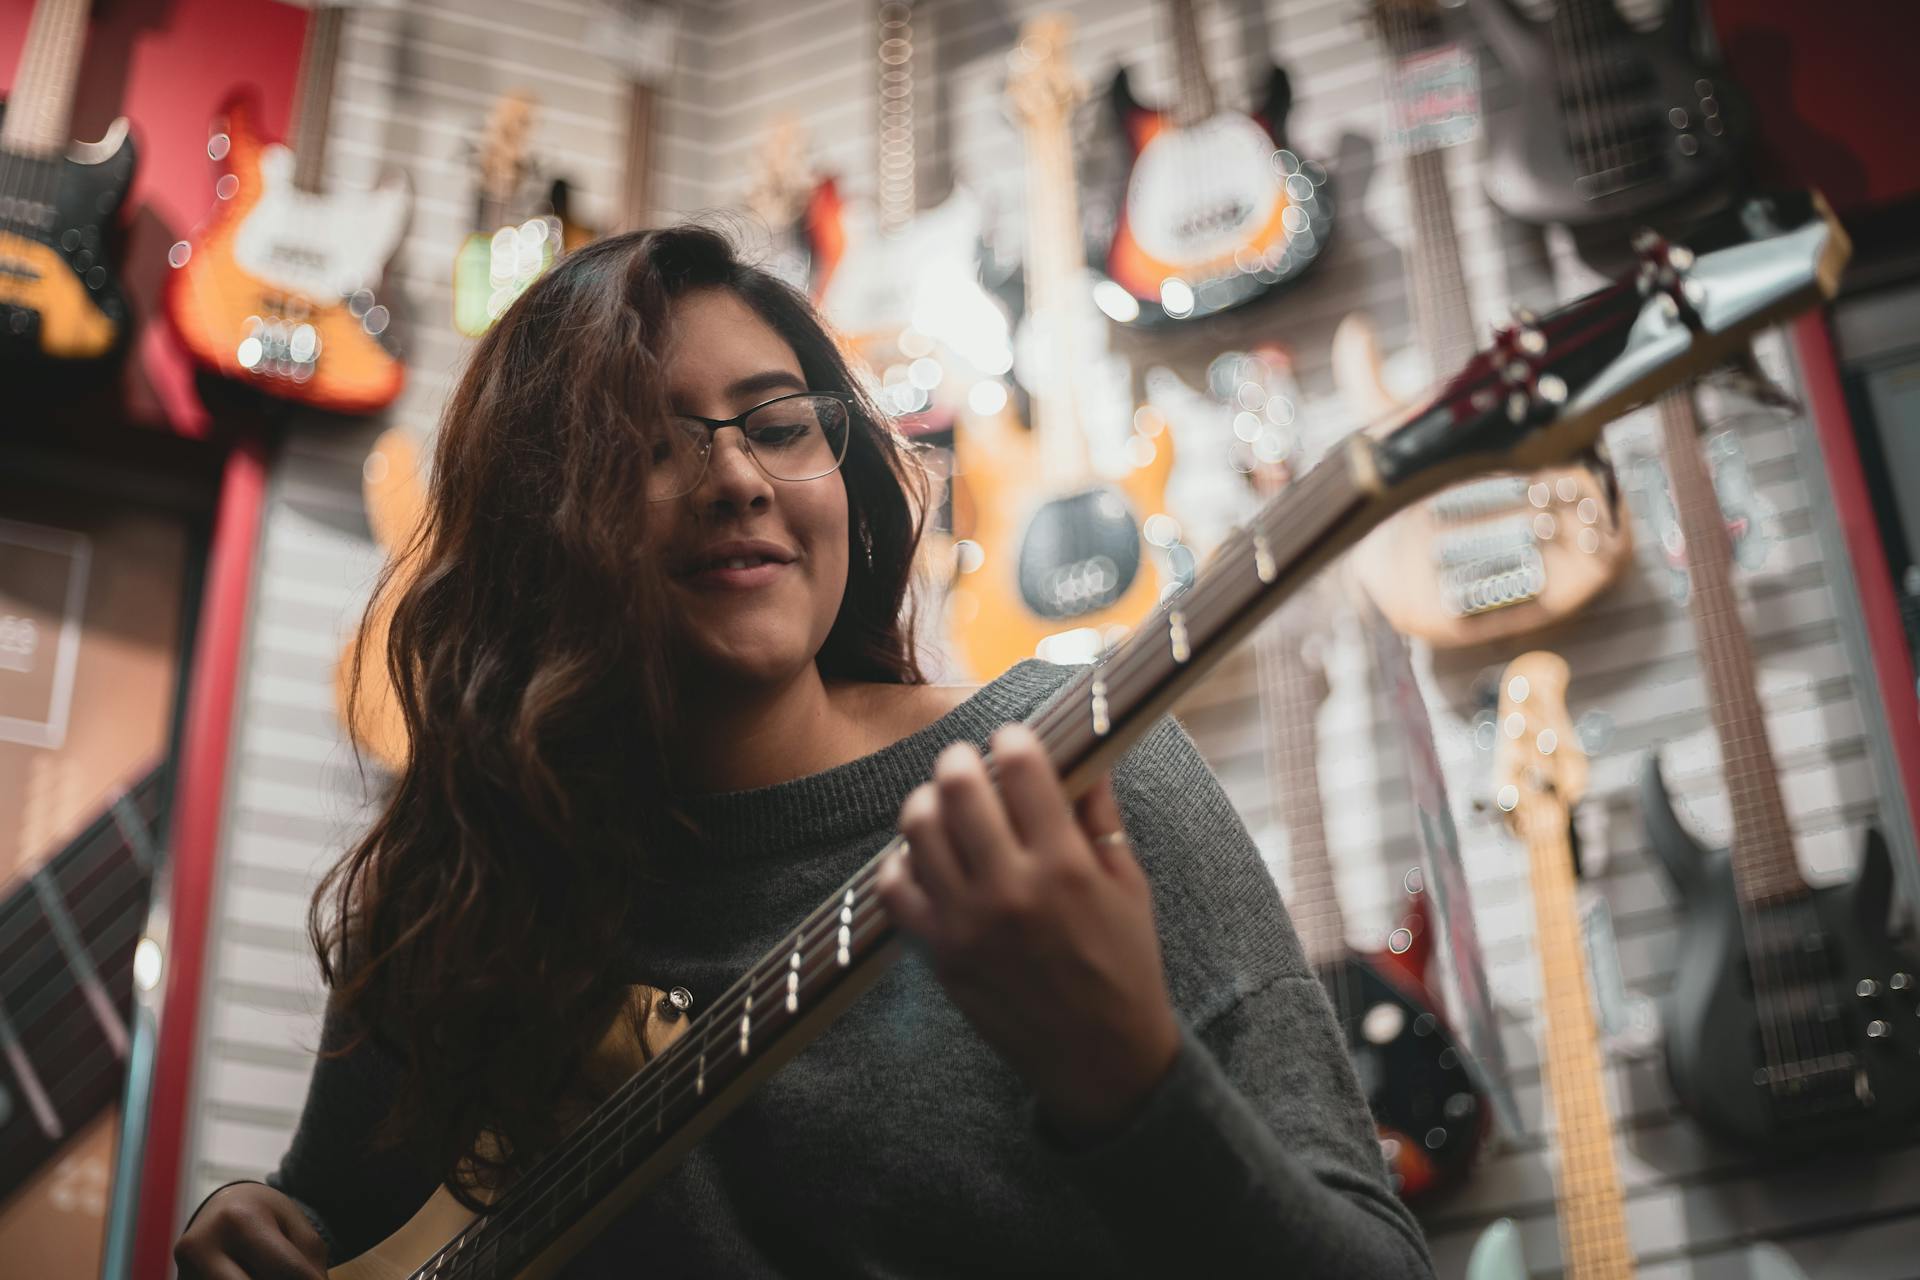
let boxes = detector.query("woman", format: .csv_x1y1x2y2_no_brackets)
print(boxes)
175,226,1433,1278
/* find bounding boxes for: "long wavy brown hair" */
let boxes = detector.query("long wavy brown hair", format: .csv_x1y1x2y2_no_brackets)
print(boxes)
313,225,928,1200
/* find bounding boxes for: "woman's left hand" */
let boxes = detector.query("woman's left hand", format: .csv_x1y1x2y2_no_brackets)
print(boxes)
876,723,1182,1143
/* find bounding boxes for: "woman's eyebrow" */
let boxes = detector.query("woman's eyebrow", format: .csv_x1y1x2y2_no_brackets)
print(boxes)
725,370,807,399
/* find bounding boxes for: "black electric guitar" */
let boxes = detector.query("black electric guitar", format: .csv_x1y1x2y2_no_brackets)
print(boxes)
320,193,1848,1279
0,0,135,363
1466,0,1742,226
1101,0,1333,325
1640,387,1920,1149
1251,545,1485,1202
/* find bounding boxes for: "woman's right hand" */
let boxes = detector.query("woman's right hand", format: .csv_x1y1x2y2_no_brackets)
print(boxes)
175,1182,329,1280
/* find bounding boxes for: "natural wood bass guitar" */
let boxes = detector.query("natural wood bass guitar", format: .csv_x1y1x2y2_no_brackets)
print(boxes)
323,192,1846,1278
1338,0,1632,649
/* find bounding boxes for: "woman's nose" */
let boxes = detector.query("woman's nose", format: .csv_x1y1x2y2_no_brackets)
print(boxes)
699,427,773,509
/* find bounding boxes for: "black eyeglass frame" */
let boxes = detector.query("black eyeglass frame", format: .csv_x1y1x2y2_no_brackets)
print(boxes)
649,390,857,501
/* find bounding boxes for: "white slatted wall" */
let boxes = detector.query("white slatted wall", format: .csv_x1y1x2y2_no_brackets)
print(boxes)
182,0,1920,1274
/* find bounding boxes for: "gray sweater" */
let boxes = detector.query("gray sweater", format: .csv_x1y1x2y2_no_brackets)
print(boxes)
256,660,1433,1276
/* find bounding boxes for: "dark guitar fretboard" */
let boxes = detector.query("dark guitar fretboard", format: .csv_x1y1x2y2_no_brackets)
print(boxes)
0,766,165,1198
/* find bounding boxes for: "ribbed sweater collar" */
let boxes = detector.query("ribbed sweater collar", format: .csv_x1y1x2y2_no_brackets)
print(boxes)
662,659,1069,858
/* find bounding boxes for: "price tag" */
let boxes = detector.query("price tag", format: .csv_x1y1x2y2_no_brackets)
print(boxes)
1391,43,1482,153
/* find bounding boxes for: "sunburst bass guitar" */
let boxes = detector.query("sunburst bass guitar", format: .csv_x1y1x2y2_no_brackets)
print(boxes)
321,192,1847,1277
166,2,408,413
948,17,1173,679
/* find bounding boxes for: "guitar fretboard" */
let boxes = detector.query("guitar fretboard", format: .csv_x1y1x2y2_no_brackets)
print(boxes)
287,5,346,194
0,766,165,1199
0,0,90,155
1654,389,1804,905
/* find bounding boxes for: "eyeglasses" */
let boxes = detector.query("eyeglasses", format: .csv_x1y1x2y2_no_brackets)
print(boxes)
646,391,854,502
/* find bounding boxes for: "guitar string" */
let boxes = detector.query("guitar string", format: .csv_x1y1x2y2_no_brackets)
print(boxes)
435,454,1374,1275
434,276,1668,1272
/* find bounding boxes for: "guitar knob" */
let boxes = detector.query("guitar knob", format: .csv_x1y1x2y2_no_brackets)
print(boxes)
1857,979,1881,998
1866,1019,1891,1040
1890,973,1913,992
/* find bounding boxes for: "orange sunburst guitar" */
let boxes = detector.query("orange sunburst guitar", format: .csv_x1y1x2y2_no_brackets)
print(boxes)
948,16,1174,680
0,0,134,363
165,3,407,414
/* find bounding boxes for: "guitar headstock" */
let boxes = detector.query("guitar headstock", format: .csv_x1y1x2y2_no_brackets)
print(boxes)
1005,16,1085,133
746,115,817,226
477,91,538,210
1492,651,1586,829
1371,192,1848,507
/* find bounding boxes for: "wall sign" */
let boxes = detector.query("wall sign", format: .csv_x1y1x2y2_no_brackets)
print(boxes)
0,518,91,749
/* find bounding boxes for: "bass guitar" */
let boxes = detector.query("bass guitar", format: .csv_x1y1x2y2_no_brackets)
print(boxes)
1493,652,1635,1277
1338,0,1631,649
1465,0,1742,227
948,17,1173,680
1250,517,1485,1202
319,191,1848,1279
166,2,408,414
1100,0,1332,326
1640,387,1920,1148
0,0,133,364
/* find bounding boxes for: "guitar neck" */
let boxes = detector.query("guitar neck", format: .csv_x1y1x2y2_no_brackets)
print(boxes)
1252,625,1345,968
1166,0,1218,127
874,1,917,236
1403,146,1478,375
1374,0,1479,377
1654,389,1804,905
0,767,164,1198
1,0,90,155
288,5,346,194
1515,792,1634,1279
1014,71,1092,482
617,81,655,233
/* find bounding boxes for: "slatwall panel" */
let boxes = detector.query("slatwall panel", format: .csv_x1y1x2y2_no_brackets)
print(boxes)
180,0,1920,1273
178,0,724,1211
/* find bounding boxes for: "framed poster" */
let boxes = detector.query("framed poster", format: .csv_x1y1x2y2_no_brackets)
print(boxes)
0,518,91,750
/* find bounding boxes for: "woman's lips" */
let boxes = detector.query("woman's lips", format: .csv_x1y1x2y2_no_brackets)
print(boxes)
678,560,791,591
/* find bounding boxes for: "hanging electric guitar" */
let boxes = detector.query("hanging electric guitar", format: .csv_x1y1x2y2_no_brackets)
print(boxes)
1640,387,1920,1149
1250,494,1485,1202
745,116,845,302
335,4,679,772
1492,652,1636,1277
1100,0,1333,326
1338,0,1632,648
0,766,165,1206
165,2,408,414
0,0,134,364
451,92,557,338
947,17,1174,680
318,191,1848,1279
1465,0,1743,228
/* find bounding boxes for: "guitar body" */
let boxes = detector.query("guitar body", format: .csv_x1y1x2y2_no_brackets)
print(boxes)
1104,65,1332,325
1335,314,1632,647
0,106,134,363
1320,886,1487,1202
166,91,408,414
1468,0,1743,226
1642,758,1920,1148
947,405,1173,680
